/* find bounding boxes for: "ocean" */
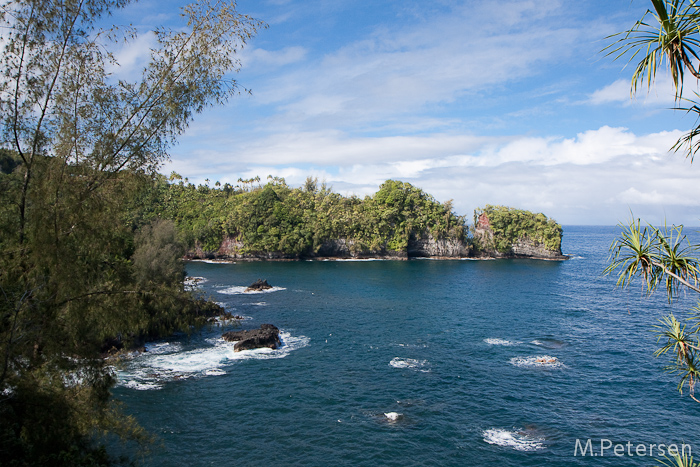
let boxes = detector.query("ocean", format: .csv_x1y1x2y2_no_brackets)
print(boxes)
112,226,700,466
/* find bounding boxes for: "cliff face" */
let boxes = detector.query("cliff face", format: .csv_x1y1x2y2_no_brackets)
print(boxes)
407,235,468,258
186,219,566,261
472,211,567,260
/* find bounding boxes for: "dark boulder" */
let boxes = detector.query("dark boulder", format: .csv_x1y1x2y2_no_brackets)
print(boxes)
222,324,281,352
244,279,273,292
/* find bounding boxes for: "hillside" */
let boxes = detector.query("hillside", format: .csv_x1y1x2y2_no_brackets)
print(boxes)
130,175,565,260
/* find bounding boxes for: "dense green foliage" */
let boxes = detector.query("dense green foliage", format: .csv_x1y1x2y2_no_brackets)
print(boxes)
474,205,562,253
136,176,467,257
0,0,262,464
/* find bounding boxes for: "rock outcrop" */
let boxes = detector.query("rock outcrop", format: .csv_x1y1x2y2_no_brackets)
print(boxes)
245,279,273,292
185,206,567,261
222,324,281,352
472,211,567,260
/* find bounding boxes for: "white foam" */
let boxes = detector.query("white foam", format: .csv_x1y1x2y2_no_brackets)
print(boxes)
217,286,286,295
484,338,521,346
509,355,564,368
189,259,234,264
117,331,309,390
384,412,402,421
122,380,163,391
483,428,545,451
389,357,430,372
184,277,207,289
144,342,183,355
332,258,382,262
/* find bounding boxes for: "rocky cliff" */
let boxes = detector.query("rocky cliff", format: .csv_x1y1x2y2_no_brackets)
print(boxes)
185,209,567,261
472,210,567,260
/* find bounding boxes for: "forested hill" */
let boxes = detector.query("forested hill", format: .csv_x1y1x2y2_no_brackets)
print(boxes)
128,175,468,258
127,174,565,260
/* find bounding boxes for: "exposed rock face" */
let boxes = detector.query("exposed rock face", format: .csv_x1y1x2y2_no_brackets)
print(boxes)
245,279,272,292
472,213,567,260
407,235,468,257
315,238,408,259
186,220,566,261
511,237,566,259
222,324,281,352
315,238,355,257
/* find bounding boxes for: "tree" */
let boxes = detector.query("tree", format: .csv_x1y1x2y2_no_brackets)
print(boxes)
604,0,700,412
0,0,263,464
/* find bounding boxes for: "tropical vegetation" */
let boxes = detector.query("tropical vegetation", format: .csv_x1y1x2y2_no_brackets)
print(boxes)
473,205,563,253
0,0,263,464
604,0,700,421
134,175,467,257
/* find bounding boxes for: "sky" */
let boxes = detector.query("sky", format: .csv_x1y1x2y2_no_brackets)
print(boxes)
109,0,700,225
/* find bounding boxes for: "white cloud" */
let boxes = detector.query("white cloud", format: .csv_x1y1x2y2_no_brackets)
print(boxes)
165,125,700,225
245,0,589,131
243,46,307,68
589,74,688,107
105,31,158,81
589,79,630,105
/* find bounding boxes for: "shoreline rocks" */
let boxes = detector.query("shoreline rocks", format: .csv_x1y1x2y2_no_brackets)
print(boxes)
222,324,281,352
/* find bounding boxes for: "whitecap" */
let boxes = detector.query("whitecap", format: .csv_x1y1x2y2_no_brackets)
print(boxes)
184,276,207,289
117,331,310,390
122,380,163,391
484,338,521,346
384,412,403,421
389,357,430,372
483,428,545,451
530,338,566,349
217,286,286,295
144,342,183,355
509,355,564,368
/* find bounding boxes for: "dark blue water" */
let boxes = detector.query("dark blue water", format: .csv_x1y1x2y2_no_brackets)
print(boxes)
113,226,700,466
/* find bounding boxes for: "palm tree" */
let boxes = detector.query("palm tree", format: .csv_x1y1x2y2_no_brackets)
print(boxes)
604,0,700,406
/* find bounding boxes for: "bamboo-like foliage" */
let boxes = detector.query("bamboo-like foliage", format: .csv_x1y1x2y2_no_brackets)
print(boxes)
0,0,263,463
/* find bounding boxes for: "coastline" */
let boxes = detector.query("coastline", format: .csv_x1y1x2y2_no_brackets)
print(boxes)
186,253,571,263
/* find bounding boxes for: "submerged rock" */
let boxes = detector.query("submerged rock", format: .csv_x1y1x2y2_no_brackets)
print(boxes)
222,324,280,352
244,279,273,292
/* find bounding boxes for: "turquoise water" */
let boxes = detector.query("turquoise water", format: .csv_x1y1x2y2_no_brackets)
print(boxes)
114,226,700,466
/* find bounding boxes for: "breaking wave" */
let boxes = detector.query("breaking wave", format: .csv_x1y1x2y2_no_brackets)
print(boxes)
484,338,521,346
217,286,286,295
389,357,430,372
482,428,546,451
509,355,564,368
116,331,309,390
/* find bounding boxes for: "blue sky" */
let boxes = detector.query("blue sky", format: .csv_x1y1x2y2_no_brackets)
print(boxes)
112,0,700,225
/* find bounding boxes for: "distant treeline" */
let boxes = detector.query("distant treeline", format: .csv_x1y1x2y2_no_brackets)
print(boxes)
125,173,564,258
128,175,468,256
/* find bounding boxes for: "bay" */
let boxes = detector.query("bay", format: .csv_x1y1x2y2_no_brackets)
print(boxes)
113,226,700,466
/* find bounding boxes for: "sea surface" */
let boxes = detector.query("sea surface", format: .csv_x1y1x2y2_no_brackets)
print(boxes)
113,226,700,466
